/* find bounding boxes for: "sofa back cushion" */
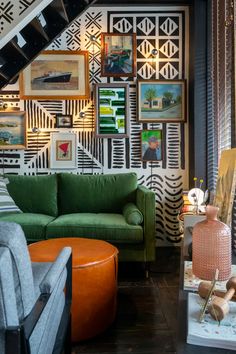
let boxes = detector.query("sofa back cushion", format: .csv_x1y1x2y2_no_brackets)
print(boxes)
6,175,58,216
58,173,137,214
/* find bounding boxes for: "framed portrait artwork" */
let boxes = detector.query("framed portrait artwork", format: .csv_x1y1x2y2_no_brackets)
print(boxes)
141,130,162,161
137,80,186,123
101,33,136,77
50,132,77,169
55,114,73,128
20,50,90,100
0,111,27,149
94,83,129,138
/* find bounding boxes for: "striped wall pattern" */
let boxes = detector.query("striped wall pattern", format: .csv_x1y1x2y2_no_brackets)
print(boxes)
0,6,189,245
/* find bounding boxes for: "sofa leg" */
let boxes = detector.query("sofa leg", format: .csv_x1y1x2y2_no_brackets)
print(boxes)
145,262,150,279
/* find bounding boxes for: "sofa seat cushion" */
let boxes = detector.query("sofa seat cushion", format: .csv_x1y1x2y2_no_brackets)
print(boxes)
6,174,58,217
0,213,55,241
46,213,143,244
58,172,137,214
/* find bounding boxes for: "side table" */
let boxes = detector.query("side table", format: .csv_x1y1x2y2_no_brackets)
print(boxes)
176,216,236,354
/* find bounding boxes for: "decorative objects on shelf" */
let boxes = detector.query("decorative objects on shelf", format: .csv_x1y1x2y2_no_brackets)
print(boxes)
19,50,90,100
101,33,136,77
141,130,162,161
192,205,232,281
137,80,186,123
94,83,129,138
0,111,27,149
50,132,77,169
55,114,73,128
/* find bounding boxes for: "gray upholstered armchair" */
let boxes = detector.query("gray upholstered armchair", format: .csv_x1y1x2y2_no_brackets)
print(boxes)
0,222,72,354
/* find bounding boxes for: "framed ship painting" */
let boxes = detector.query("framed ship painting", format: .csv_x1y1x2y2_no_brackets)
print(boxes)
50,132,77,169
94,83,129,138
137,80,186,123
20,50,89,100
0,111,27,149
101,33,136,77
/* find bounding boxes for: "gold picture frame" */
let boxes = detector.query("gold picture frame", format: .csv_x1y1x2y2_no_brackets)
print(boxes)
20,50,90,100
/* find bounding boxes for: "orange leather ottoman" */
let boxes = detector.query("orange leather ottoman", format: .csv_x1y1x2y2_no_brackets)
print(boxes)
28,238,118,342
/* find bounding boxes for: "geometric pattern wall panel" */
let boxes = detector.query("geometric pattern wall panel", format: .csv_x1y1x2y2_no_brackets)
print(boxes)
1,6,189,245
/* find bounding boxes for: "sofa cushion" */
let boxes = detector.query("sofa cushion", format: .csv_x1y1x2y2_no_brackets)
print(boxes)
0,179,22,214
122,203,143,225
6,175,58,216
58,173,137,214
0,213,55,241
46,213,143,243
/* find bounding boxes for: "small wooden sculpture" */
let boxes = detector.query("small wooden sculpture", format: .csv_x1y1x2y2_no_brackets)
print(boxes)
198,281,236,302
198,277,236,321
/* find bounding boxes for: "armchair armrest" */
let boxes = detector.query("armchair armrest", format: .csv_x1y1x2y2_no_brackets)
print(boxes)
136,185,156,261
40,247,72,294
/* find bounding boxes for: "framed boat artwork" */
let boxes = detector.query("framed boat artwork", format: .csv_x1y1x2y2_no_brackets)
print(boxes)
20,50,90,100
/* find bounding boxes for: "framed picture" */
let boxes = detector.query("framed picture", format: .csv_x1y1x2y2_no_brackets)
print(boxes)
141,130,162,161
20,50,90,100
55,114,73,128
137,80,186,123
50,132,77,169
94,83,129,138
101,33,136,77
0,111,27,149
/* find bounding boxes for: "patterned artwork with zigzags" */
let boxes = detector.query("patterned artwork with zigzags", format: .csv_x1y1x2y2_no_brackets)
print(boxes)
0,7,189,245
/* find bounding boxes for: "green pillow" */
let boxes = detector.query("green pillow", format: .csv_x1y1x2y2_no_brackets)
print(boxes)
6,174,58,216
123,203,143,225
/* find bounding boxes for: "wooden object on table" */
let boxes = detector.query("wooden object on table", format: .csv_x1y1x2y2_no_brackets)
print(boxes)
208,277,236,321
198,281,236,302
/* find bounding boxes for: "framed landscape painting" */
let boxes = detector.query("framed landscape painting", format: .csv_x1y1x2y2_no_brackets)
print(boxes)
101,33,136,77
0,111,27,149
141,130,162,161
94,83,129,138
20,50,89,100
137,80,186,123
50,132,77,169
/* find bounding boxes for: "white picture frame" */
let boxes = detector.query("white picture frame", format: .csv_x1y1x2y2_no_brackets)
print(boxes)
50,132,77,169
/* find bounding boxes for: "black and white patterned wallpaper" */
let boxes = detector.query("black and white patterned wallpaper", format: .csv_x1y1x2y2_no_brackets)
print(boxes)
0,6,189,245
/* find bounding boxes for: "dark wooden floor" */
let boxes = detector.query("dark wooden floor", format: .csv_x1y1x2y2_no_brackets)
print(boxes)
73,247,180,354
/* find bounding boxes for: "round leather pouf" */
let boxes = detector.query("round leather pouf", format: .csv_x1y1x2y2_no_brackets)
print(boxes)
28,238,118,342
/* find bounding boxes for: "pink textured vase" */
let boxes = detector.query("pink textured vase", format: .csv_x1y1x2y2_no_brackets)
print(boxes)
192,205,231,281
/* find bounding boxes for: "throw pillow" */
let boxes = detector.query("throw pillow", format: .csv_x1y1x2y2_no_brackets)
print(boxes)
123,203,143,225
0,179,22,214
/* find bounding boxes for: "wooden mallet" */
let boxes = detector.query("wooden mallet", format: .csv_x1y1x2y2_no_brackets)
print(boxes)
206,277,236,321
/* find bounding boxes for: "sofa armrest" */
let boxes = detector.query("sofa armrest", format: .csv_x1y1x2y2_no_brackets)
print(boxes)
39,247,72,294
136,185,156,261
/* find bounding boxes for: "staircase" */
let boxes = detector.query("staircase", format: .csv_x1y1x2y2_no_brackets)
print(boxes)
0,0,96,89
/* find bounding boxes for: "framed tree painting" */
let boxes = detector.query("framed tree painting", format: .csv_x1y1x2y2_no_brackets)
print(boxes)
101,33,136,77
141,130,162,161
20,50,89,100
50,132,77,169
0,111,27,149
137,80,186,123
94,83,129,138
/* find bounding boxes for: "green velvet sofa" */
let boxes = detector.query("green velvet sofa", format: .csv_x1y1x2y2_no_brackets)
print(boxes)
0,172,156,263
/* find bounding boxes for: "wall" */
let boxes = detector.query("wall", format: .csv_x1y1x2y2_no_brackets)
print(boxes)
0,5,189,245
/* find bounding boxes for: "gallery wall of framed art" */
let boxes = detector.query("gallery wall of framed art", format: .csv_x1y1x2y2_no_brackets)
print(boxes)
0,5,189,245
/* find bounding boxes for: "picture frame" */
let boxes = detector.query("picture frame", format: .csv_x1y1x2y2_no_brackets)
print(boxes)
0,111,27,149
101,33,136,77
50,132,77,169
20,50,90,100
55,114,73,128
137,80,186,123
94,83,129,138
141,130,162,161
